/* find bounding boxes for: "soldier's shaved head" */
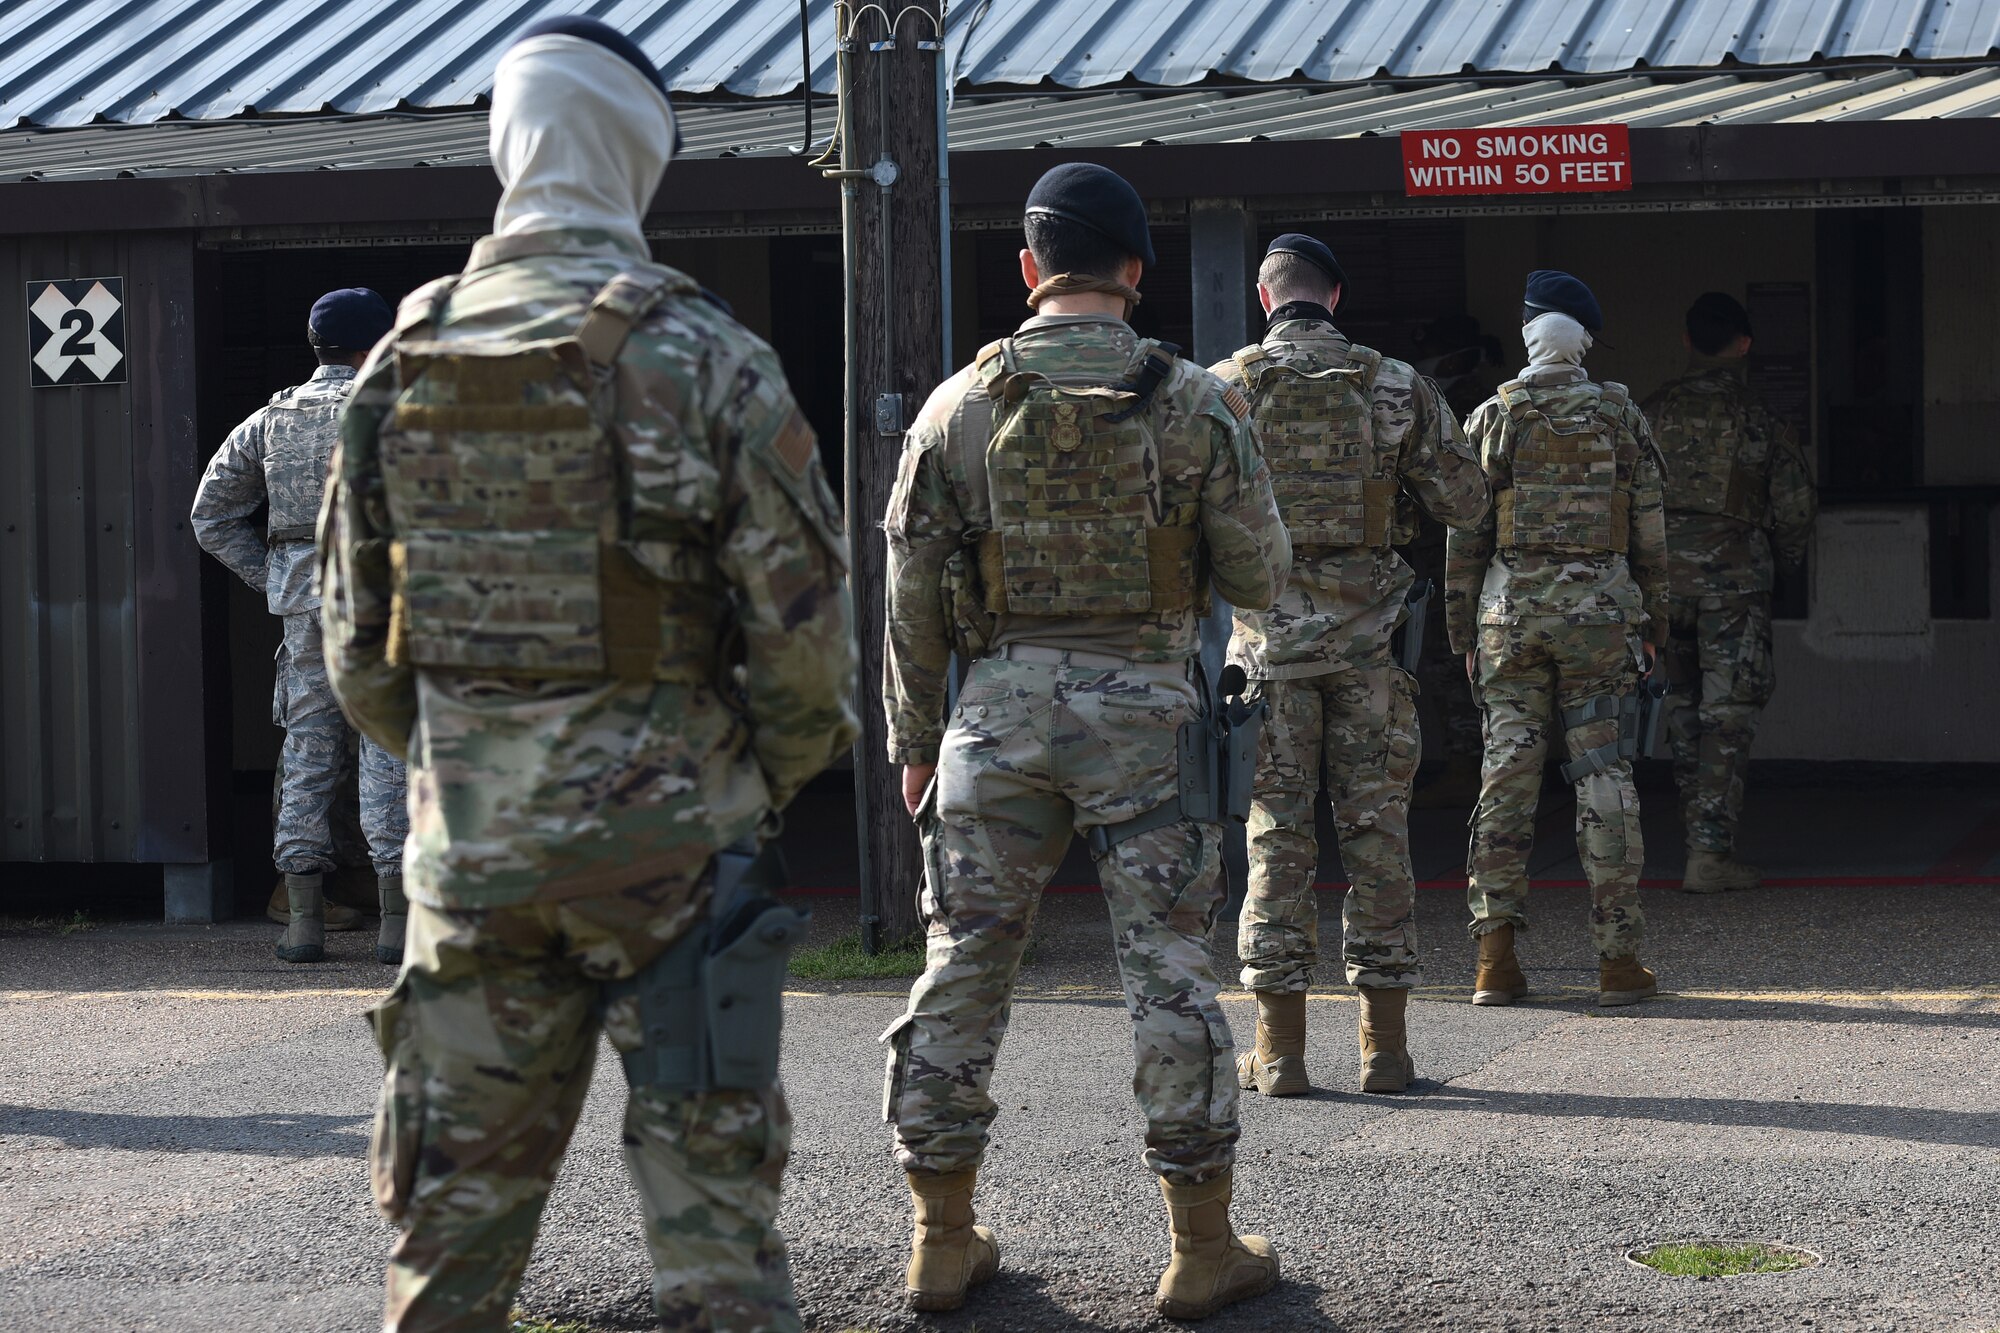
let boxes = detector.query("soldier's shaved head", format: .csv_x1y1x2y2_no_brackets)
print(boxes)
1257,252,1339,307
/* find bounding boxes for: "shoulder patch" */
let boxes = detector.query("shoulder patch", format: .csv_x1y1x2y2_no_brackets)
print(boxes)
772,408,817,480
1222,386,1252,420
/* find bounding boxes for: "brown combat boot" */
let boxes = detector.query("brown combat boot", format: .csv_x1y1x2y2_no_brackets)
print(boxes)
1235,990,1308,1096
1356,986,1415,1094
274,872,326,964
1680,849,1762,894
1472,923,1529,1006
1598,955,1659,1007
375,872,407,967
266,880,361,931
904,1169,999,1312
1155,1171,1280,1320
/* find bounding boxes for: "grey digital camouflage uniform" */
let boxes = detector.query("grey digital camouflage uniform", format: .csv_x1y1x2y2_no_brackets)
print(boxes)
191,363,409,878
1447,365,1669,958
320,227,858,1333
1211,317,1488,993
1641,356,1817,856
882,313,1288,1187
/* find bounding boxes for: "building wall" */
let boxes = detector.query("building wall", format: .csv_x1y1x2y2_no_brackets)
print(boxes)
1461,207,1999,763
1,230,211,864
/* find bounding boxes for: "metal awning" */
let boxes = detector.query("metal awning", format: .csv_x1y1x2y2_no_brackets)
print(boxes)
7,68,2000,182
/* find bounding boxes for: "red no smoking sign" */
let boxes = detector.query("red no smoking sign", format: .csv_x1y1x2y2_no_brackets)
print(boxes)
1401,125,1632,197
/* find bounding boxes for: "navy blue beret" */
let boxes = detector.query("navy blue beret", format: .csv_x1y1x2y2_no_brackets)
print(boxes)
307,288,393,350
1266,234,1347,290
1025,162,1155,268
513,16,666,94
1522,269,1603,332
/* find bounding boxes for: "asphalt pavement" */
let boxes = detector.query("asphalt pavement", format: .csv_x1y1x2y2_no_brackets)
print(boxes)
3,870,1998,1333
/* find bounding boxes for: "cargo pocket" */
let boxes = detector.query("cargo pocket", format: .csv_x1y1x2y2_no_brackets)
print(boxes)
1201,1006,1237,1124
878,1010,917,1125
365,980,423,1223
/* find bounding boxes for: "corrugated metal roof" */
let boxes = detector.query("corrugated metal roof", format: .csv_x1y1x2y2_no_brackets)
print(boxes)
8,68,2000,181
3,0,2000,128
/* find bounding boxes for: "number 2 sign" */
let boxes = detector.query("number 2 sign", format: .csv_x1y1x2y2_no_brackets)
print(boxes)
28,278,126,387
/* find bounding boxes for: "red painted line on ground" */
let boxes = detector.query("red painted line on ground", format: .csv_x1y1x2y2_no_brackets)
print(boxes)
1926,804,2000,877
784,874,2000,896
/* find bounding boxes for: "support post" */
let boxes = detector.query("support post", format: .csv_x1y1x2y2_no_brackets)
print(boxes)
163,860,233,923
843,2,945,950
1188,199,1260,914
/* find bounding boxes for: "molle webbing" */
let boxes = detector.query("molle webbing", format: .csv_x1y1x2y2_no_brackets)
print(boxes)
1233,345,1396,550
379,269,708,683
1654,382,1770,525
970,338,1202,617
1493,380,1631,554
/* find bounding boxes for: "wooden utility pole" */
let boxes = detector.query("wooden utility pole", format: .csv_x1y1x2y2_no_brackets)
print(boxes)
838,1,945,949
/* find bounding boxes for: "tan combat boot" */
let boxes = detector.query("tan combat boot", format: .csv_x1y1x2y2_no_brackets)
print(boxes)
904,1169,999,1312
1235,990,1309,1096
266,880,361,931
274,872,326,964
375,872,407,967
1356,986,1415,1094
1598,955,1659,1007
1154,1171,1280,1320
1472,923,1529,1006
1680,849,1762,894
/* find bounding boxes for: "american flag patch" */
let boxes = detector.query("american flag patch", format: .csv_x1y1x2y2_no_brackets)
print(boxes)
1223,386,1253,420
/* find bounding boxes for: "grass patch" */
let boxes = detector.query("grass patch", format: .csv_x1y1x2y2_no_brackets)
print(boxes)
1632,1240,1814,1277
790,931,927,981
0,910,93,935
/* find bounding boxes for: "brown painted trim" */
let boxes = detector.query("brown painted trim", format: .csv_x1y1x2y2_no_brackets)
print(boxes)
3,121,1999,235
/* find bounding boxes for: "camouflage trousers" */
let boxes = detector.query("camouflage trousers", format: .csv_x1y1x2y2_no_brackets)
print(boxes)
1663,595,1774,855
1239,664,1423,992
370,888,798,1333
885,654,1238,1187
1467,620,1646,958
276,612,408,876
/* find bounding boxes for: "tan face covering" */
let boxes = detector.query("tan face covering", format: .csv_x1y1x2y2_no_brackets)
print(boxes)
1026,272,1143,321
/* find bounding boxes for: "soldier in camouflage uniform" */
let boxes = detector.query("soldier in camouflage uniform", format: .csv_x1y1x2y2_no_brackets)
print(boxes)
1446,272,1669,1009
317,21,856,1332
1213,235,1488,1098
881,163,1290,1321
1641,293,1817,893
192,287,410,966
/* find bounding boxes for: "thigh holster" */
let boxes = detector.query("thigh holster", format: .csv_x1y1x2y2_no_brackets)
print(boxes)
1558,694,1641,785
603,838,810,1092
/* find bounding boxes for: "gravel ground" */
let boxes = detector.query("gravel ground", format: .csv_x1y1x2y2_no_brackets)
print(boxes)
3,880,1998,1333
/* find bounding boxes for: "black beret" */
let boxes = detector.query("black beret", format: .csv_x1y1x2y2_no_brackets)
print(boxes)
513,16,666,94
1522,269,1603,332
307,288,393,350
1025,163,1155,268
1686,291,1752,339
1266,233,1347,290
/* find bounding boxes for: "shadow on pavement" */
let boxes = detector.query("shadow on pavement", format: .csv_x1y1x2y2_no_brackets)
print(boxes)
0,1104,369,1156
1404,1084,2000,1149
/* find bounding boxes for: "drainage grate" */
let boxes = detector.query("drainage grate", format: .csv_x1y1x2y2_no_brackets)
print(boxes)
1626,1239,1822,1278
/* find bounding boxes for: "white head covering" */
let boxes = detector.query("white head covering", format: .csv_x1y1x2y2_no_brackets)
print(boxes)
488,33,676,255
1520,311,1593,374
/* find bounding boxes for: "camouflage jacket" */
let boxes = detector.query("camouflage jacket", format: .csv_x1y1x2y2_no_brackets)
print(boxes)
319,227,858,908
191,364,356,616
1446,365,1670,653
884,313,1289,765
1211,318,1489,679
1641,356,1817,598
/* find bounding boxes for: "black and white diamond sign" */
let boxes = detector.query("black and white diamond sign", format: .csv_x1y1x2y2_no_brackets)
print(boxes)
28,277,126,387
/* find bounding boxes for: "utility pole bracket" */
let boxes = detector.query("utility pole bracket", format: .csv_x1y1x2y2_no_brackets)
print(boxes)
874,392,906,436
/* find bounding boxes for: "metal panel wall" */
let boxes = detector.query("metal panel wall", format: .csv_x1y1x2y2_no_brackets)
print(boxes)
0,230,209,863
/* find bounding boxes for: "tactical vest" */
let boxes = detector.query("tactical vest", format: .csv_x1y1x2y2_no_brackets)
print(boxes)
961,337,1203,617
263,385,345,541
1650,379,1770,525
1493,379,1633,554
375,269,711,682
1230,342,1396,550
